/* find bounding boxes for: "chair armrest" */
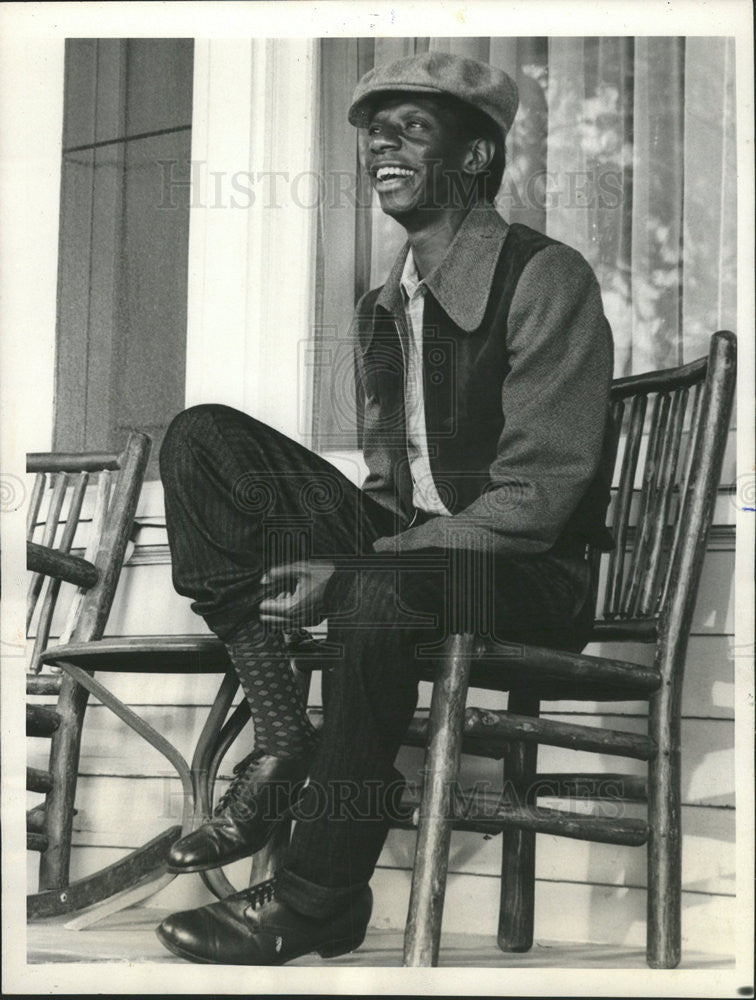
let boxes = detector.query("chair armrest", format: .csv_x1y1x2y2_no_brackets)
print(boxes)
495,642,661,693
27,540,99,588
415,635,661,696
590,619,659,642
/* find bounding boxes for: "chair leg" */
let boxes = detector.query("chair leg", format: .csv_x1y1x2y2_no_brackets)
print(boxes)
191,673,248,901
403,633,473,967
646,685,682,968
56,661,195,823
498,688,540,953
191,672,242,827
38,675,89,890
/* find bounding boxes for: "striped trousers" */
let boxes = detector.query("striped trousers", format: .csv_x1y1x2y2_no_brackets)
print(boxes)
159,404,591,916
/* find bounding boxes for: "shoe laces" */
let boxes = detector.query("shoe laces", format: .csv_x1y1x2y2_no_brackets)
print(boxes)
242,875,278,911
214,747,267,815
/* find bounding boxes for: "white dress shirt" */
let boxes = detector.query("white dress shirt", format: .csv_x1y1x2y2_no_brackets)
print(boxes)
399,250,452,517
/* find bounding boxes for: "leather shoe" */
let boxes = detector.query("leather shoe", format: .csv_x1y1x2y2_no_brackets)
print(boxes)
155,877,372,965
168,750,309,873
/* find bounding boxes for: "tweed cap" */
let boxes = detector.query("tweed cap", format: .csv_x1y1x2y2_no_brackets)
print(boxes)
348,52,519,139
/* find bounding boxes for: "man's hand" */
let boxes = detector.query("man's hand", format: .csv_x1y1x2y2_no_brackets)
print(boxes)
258,560,336,628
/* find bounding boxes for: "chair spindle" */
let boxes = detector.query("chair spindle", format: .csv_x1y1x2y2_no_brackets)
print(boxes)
658,381,704,611
604,394,646,619
638,388,687,616
623,392,670,617
30,473,90,675
27,473,68,631
26,472,46,538
59,470,112,646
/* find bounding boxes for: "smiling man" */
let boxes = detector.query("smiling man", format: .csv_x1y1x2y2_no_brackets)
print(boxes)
155,52,614,965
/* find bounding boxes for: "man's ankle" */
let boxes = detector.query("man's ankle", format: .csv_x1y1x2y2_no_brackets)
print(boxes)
276,867,369,919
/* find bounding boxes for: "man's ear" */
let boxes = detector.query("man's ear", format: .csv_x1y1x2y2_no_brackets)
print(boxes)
462,137,496,178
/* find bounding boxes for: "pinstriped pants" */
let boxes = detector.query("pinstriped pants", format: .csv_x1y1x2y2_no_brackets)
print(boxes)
159,404,591,914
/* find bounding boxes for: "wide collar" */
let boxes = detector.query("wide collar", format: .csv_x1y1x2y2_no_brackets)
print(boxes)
373,201,510,336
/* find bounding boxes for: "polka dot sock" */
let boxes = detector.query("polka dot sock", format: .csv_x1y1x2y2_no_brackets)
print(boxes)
226,620,318,758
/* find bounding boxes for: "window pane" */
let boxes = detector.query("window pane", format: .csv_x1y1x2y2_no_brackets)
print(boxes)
55,39,193,478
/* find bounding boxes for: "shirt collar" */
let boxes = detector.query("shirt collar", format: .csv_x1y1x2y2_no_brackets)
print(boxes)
375,202,510,334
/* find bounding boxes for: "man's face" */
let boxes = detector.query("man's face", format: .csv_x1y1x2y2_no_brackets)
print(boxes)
360,96,469,221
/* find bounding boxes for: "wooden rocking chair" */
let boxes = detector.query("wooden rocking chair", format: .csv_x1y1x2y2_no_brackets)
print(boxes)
402,330,737,968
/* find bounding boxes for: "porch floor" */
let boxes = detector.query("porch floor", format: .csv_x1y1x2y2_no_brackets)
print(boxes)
27,907,734,968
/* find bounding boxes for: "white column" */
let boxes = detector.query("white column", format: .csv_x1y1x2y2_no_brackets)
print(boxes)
185,38,319,445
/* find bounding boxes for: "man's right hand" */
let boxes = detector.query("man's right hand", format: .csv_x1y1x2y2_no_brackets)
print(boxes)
258,560,336,629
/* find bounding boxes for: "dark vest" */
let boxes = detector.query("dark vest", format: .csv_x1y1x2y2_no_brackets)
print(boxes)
357,223,614,552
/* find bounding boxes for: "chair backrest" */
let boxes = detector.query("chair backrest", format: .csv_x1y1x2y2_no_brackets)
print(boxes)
589,331,736,630
26,432,151,673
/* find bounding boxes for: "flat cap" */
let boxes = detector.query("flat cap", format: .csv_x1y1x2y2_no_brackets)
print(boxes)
348,52,519,140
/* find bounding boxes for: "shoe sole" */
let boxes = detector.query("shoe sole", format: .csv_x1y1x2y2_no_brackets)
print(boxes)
155,925,366,964
166,814,282,874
